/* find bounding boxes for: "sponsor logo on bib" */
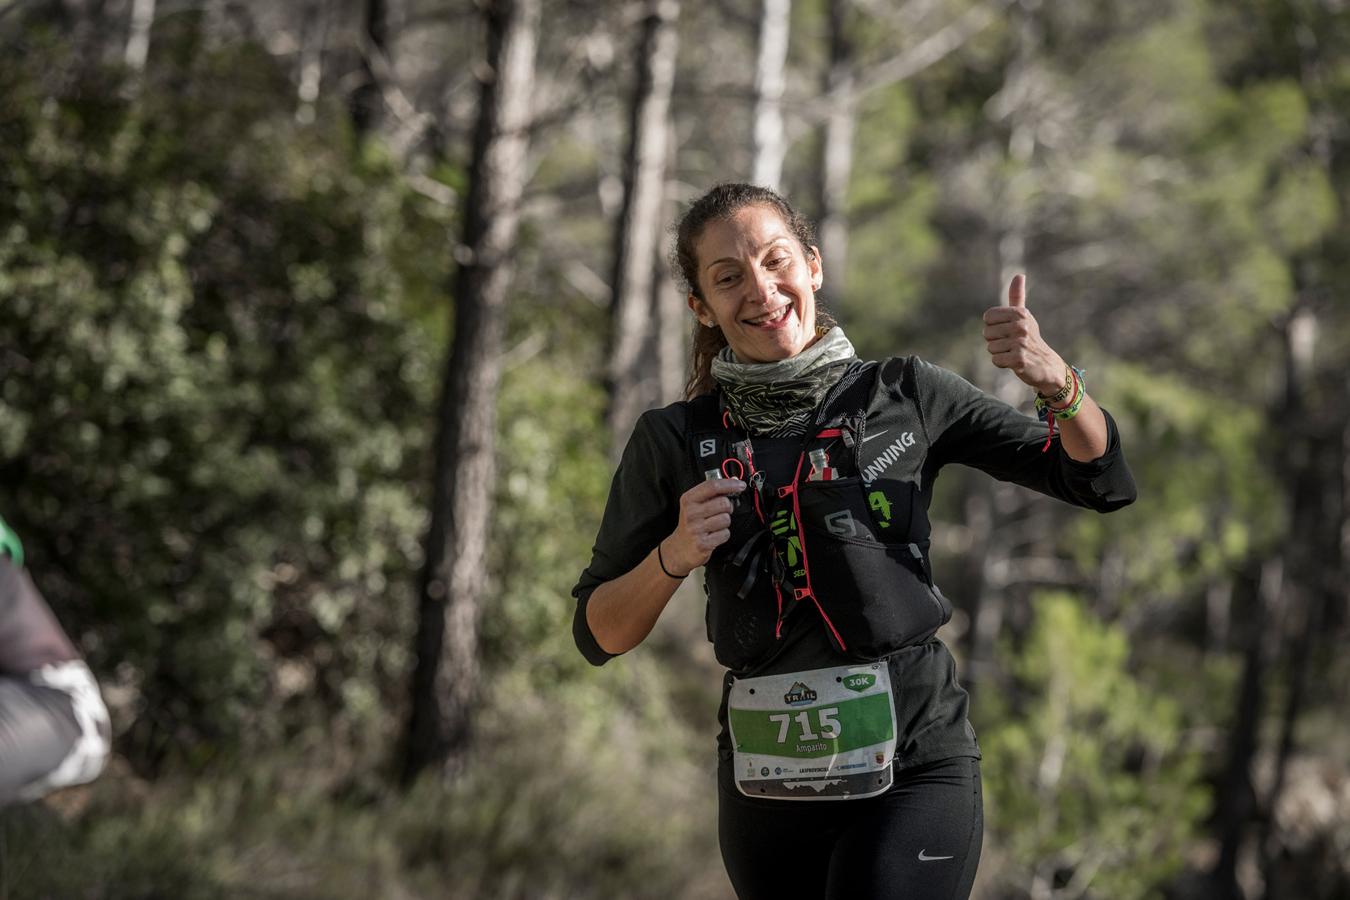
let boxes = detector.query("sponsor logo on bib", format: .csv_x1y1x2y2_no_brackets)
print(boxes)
783,682,817,705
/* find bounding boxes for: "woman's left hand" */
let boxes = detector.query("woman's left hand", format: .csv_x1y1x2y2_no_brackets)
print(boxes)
981,274,1067,396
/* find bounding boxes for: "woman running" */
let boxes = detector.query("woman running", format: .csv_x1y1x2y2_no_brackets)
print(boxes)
572,183,1136,899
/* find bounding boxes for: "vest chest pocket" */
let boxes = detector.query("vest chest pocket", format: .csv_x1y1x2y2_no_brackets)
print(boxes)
794,478,950,658
704,502,780,669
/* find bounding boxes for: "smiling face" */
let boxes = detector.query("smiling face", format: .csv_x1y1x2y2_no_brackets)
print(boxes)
688,204,823,363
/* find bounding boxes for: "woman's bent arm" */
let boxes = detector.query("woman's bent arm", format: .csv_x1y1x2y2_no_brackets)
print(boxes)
585,543,686,655
1049,393,1107,462
584,477,744,656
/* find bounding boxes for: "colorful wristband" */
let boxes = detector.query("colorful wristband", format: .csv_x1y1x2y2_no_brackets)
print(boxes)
1034,366,1086,451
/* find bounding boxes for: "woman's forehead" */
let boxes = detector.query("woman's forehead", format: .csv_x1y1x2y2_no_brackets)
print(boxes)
697,206,793,261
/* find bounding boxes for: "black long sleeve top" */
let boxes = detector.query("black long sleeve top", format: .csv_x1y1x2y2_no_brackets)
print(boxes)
571,356,1137,771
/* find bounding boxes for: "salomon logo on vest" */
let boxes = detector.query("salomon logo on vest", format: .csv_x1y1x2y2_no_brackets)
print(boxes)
825,510,857,538
861,432,917,485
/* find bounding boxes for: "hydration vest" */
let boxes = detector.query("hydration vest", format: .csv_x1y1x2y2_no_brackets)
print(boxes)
688,360,952,671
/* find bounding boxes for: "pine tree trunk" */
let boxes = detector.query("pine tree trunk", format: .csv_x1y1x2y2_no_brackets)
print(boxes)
750,0,790,189
963,0,1038,699
1211,307,1315,897
816,0,854,290
1343,416,1350,605
350,0,389,135
1211,559,1282,900
1259,305,1323,898
402,0,539,786
654,137,685,405
606,0,681,457
295,0,330,124
124,0,155,70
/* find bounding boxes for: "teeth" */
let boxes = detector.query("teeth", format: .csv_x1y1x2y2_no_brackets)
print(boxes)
749,306,789,325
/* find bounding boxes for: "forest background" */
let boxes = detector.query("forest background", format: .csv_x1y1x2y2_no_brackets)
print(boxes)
0,0,1346,898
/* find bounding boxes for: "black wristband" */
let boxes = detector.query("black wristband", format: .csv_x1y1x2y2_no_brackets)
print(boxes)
657,542,687,579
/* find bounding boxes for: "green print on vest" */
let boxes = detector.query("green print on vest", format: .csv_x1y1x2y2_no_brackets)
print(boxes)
868,491,892,528
770,509,802,570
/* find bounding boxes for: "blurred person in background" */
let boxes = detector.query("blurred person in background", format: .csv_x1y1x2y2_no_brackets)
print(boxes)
572,183,1136,899
0,513,110,807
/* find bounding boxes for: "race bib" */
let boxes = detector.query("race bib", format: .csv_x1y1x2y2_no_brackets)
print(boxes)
728,663,896,801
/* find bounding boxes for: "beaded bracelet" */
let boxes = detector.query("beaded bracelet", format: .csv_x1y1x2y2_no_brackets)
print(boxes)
1034,366,1086,451
1035,366,1085,421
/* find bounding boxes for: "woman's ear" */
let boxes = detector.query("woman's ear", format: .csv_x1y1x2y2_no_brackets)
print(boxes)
687,294,714,328
808,245,823,290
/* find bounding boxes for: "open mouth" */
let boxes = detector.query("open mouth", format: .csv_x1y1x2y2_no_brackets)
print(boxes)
745,305,792,327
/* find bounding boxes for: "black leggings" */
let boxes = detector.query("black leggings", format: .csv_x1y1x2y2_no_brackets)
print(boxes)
0,676,80,807
719,755,982,900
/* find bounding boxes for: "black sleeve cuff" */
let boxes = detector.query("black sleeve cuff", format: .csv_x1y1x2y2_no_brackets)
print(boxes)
1058,408,1138,512
572,590,618,667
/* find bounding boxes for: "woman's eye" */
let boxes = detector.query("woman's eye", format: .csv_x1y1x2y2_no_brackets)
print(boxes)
766,255,787,268
716,273,738,287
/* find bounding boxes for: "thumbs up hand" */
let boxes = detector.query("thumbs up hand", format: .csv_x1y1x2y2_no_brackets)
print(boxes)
982,274,1068,396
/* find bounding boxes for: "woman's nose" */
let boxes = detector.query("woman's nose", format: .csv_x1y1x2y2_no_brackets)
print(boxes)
747,268,776,305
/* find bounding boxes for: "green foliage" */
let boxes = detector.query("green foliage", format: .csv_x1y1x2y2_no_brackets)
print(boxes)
2,804,222,899
0,30,446,768
1265,160,1338,256
1086,6,1224,148
980,594,1209,899
1,0,1348,896
0,660,721,900
839,84,942,356
395,662,721,899
1070,360,1282,601
484,359,611,676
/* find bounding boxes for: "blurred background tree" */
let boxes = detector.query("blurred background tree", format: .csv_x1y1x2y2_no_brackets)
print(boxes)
0,0,1346,898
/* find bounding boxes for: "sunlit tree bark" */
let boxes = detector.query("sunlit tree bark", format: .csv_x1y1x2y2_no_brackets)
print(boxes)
816,0,853,290
606,0,680,457
295,0,330,124
403,0,539,786
124,0,155,71
750,0,790,189
656,124,684,405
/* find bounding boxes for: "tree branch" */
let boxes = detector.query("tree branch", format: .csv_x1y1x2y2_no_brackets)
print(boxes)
791,0,1012,131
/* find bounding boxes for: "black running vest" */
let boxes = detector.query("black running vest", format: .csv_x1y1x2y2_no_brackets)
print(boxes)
688,360,952,671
